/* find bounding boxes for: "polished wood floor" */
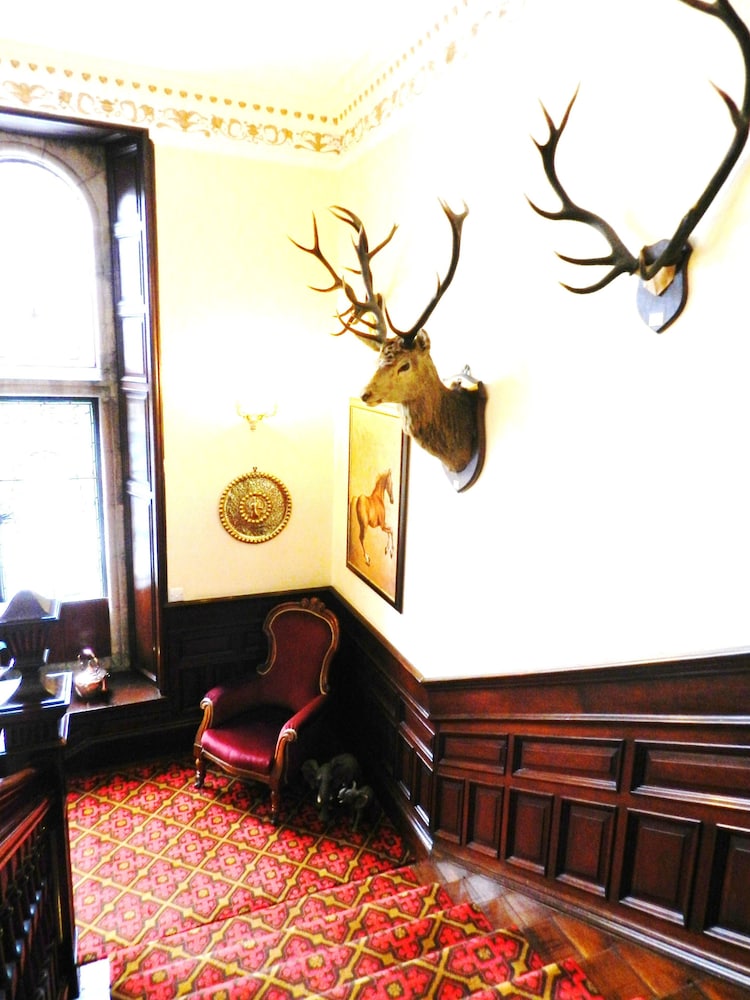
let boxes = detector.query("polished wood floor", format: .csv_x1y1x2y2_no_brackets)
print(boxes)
415,858,748,1000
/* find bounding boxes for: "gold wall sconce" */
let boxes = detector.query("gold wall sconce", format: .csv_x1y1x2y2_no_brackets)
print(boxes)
236,400,277,431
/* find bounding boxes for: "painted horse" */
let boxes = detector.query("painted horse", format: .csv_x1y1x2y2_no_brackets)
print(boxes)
351,469,394,566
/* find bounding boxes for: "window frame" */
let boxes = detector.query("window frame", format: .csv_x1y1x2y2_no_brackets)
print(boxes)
0,120,164,679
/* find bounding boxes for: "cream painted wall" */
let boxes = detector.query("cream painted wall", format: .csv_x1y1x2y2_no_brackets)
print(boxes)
154,145,344,600
153,0,750,678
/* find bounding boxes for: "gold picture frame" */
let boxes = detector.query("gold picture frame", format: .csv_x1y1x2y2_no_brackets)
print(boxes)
346,401,409,612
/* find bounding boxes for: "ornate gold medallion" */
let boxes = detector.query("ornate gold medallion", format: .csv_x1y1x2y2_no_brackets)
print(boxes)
219,468,292,543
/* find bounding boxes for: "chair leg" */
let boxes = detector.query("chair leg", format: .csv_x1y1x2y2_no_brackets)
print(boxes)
270,788,280,825
195,753,206,789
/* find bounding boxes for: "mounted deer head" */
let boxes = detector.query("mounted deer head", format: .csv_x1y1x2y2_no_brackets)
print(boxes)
528,0,750,332
291,201,486,491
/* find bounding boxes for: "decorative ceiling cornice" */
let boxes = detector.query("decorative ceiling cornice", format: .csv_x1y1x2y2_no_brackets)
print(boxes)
0,1,516,162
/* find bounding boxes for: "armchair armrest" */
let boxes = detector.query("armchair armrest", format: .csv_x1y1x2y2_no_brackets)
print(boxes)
276,692,329,751
199,673,266,728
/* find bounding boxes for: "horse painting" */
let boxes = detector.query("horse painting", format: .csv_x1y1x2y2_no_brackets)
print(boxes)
350,469,394,566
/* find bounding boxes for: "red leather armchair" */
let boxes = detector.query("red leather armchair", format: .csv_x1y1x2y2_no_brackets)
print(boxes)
193,597,340,823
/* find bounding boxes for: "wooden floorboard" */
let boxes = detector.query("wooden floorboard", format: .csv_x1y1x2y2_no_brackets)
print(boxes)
413,859,747,1000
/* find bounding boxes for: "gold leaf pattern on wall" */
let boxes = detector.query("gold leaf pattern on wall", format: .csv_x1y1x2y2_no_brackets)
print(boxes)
0,1,517,159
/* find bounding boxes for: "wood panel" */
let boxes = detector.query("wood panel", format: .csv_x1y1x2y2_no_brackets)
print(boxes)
468,782,503,858
163,591,294,715
107,131,165,685
513,735,622,790
506,790,553,875
556,799,615,896
707,826,750,946
633,741,750,807
49,597,111,663
434,773,464,844
620,810,701,925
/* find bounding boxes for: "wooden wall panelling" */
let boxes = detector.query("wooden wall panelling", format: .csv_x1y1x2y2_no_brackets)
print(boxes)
333,619,401,784
505,788,554,876
434,769,465,845
632,740,750,808
45,598,112,664
440,725,750,984
424,651,750,719
707,825,750,947
435,723,507,857
512,735,623,791
163,592,292,716
555,797,616,897
620,809,702,925
386,686,434,849
403,642,750,983
468,780,504,858
328,592,434,850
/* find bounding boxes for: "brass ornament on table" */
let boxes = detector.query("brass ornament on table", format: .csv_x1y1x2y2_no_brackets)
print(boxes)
73,647,110,701
219,468,292,543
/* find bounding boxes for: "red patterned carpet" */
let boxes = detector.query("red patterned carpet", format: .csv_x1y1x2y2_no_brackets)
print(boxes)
67,758,609,999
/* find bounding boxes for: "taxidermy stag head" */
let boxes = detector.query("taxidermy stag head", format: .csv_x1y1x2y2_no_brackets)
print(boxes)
528,0,750,333
291,201,486,492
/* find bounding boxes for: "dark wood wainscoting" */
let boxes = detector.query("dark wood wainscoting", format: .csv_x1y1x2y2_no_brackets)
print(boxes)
161,589,750,986
162,591,308,713
327,594,750,988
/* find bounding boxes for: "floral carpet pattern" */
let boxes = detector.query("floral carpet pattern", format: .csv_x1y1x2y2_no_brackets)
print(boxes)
67,757,410,965
68,757,608,999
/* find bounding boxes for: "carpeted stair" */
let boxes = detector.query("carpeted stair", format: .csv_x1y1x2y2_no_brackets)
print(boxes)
107,866,605,999
68,759,608,999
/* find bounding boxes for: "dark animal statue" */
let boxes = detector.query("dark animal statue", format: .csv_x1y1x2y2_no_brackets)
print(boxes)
302,753,362,823
337,782,375,831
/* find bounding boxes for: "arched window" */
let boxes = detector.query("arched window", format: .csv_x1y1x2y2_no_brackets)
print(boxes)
0,157,99,376
0,141,128,660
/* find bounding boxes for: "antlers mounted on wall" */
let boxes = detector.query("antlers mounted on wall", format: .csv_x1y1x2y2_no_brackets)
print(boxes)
528,0,750,332
291,201,486,492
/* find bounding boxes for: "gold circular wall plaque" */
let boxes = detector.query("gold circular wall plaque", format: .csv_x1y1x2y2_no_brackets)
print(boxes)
219,468,292,543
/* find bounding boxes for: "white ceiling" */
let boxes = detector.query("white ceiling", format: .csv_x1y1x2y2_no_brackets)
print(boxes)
0,0,458,114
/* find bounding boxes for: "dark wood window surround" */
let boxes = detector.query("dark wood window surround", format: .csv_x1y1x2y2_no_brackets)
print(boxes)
0,109,164,684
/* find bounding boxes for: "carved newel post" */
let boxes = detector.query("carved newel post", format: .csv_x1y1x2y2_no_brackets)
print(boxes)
0,589,61,704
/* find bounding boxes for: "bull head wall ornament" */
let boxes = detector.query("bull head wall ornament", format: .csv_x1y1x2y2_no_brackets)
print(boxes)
528,0,750,333
291,201,487,492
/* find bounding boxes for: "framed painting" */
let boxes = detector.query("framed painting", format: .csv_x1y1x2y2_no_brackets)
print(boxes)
347,400,409,612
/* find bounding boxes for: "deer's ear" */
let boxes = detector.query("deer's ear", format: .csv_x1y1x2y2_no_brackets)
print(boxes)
414,330,431,352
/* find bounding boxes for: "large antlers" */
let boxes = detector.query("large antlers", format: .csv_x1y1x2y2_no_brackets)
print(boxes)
385,200,468,346
289,207,397,346
528,87,640,295
528,0,750,328
291,201,468,348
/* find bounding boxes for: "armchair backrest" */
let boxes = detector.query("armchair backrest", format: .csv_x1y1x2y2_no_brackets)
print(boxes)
258,598,340,709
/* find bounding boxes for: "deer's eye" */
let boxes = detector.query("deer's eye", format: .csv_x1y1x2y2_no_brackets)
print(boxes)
398,362,411,374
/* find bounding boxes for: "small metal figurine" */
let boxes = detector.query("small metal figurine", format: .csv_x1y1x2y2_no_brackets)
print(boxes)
73,647,109,700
